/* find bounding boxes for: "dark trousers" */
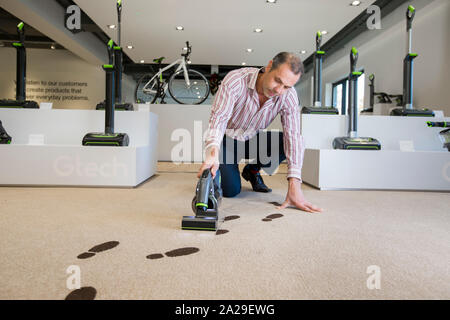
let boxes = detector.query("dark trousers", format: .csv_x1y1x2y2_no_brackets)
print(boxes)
215,131,286,198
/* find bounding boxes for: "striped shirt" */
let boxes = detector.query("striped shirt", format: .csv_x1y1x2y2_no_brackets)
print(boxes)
205,67,305,181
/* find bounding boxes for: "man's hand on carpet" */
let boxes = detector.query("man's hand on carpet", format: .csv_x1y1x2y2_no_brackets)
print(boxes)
277,178,323,213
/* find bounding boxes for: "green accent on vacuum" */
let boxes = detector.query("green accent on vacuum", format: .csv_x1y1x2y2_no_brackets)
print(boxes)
12,43,22,47
351,47,358,55
17,22,24,30
345,145,380,149
316,51,325,55
408,5,415,13
90,134,120,138
182,227,216,231
103,64,114,69
409,53,418,57
108,39,114,48
317,31,321,37
118,0,122,6
114,46,122,50
84,142,120,146
195,203,208,207
352,71,363,75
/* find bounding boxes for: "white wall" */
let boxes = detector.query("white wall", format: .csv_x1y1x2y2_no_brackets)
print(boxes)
0,47,136,109
296,0,450,116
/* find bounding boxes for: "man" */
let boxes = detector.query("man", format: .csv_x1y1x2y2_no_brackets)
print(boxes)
198,52,322,213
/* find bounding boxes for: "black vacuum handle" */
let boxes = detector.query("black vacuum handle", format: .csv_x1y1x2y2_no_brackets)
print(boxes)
17,22,25,44
107,39,114,64
316,31,322,51
406,5,415,31
117,0,122,23
350,47,358,73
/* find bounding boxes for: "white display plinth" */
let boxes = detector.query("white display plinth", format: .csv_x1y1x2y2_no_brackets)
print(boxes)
0,108,158,187
301,114,450,191
303,149,450,191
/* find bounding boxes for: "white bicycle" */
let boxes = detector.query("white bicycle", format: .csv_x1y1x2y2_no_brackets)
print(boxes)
135,41,210,104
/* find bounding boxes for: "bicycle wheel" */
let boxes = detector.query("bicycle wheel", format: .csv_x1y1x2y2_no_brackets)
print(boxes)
135,73,160,104
168,69,210,104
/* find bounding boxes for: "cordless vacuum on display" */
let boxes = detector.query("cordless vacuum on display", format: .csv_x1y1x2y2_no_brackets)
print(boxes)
390,6,434,117
96,0,133,111
83,40,129,146
301,31,339,115
0,22,39,109
332,47,381,150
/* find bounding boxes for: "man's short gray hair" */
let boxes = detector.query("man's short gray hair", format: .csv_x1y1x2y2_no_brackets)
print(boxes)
271,52,304,75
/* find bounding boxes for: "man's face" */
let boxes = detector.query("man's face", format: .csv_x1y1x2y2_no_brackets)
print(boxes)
261,61,301,98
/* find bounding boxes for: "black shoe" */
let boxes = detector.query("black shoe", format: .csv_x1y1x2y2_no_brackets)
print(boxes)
242,166,272,193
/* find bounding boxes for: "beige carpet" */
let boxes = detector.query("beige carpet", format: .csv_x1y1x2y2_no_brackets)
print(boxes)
0,163,449,300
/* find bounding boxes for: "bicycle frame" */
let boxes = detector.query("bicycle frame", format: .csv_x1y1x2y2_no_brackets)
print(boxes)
142,57,191,95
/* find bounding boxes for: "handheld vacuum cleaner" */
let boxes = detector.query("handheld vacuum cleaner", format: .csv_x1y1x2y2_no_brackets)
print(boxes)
181,169,223,231
0,22,39,109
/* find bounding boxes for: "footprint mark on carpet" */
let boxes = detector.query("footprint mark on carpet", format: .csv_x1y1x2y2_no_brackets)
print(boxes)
262,213,283,222
216,229,229,235
224,215,240,221
268,201,283,207
77,241,120,259
65,286,97,300
146,247,200,260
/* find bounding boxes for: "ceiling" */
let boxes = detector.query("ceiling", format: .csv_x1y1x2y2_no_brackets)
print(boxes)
73,0,373,67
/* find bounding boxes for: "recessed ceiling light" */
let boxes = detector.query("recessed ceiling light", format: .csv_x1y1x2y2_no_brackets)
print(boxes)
300,50,307,54
127,45,134,49
187,60,192,64
246,48,253,53
253,28,263,33
321,30,328,35
242,62,247,66
50,44,56,50
266,0,277,3
107,25,116,29
140,60,145,63
350,1,361,6
176,26,184,31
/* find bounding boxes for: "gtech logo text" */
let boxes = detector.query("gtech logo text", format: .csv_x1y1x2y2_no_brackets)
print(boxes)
54,156,128,178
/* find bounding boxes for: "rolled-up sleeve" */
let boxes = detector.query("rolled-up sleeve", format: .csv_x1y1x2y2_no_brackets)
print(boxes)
204,79,239,151
280,90,305,181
